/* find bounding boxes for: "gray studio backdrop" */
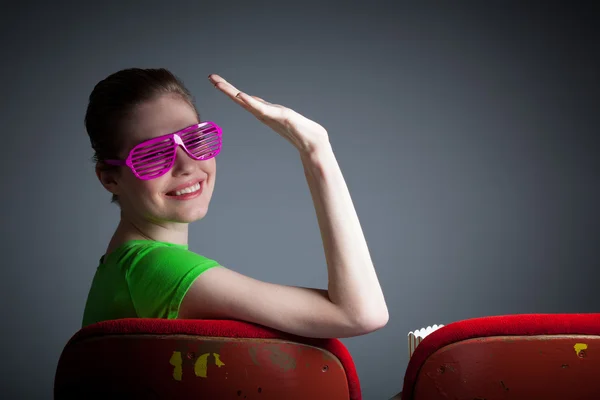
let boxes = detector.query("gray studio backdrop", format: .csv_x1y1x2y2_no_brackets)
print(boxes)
1,1,598,399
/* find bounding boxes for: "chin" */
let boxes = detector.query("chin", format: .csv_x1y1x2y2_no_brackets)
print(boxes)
174,207,209,223
161,190,213,223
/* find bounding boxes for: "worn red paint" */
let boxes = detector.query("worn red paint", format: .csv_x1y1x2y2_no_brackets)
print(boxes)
412,335,600,400
54,335,350,399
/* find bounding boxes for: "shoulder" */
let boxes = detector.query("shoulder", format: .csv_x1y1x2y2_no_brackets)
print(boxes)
138,242,216,264
123,241,220,275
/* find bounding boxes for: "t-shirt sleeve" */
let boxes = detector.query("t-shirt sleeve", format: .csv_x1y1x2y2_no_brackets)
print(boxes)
126,245,220,319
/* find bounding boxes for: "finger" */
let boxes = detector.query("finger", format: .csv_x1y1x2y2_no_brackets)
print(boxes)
210,76,243,101
208,74,229,87
208,74,233,91
236,91,269,116
252,95,270,104
209,75,272,106
214,81,246,105
208,74,274,118
208,74,253,110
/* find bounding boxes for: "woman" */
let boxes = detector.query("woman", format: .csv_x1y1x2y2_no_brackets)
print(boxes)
82,68,389,339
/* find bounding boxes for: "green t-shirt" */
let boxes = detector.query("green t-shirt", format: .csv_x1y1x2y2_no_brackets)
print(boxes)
82,240,220,327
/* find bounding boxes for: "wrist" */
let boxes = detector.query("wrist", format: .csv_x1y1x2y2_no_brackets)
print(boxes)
298,138,333,161
299,141,339,180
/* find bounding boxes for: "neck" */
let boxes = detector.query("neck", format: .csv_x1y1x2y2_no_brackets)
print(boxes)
106,212,189,254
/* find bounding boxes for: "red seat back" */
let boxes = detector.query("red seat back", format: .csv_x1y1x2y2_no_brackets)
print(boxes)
402,313,600,400
55,318,362,399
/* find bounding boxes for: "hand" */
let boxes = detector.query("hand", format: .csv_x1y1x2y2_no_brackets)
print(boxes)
208,74,330,154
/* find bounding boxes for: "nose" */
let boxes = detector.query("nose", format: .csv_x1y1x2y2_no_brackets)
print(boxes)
170,145,196,177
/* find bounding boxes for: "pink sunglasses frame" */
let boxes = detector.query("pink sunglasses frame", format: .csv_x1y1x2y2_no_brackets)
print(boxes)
104,121,222,180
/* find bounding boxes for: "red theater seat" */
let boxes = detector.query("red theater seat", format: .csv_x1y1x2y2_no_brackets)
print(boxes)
402,313,600,400
55,318,362,399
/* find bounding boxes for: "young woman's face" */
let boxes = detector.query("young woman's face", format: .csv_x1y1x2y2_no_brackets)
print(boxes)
113,94,217,224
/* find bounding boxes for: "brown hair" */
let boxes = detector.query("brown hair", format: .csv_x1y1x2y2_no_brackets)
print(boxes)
84,68,199,203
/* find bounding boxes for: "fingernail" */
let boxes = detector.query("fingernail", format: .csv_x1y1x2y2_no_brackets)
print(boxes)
236,92,242,98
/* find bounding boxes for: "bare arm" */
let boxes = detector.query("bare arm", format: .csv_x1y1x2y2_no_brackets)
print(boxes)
178,75,388,338
300,142,387,325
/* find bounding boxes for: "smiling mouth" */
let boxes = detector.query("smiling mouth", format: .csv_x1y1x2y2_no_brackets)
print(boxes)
166,181,202,197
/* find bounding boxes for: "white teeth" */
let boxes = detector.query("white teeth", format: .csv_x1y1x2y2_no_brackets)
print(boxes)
173,182,201,196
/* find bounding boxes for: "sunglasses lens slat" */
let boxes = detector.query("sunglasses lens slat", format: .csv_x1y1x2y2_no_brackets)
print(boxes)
135,157,173,172
133,157,174,179
132,151,174,166
130,137,176,179
182,125,221,160
192,142,221,159
131,141,173,162
131,138,175,173
185,136,219,152
135,138,172,152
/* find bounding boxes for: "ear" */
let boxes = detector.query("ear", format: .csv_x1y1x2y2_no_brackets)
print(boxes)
96,163,121,197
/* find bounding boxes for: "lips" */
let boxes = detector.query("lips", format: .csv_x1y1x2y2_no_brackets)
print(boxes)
165,179,205,196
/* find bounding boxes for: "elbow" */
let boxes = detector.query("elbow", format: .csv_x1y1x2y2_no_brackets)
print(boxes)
353,306,389,335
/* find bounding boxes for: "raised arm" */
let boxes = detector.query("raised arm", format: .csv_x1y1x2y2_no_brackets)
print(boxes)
177,75,388,338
